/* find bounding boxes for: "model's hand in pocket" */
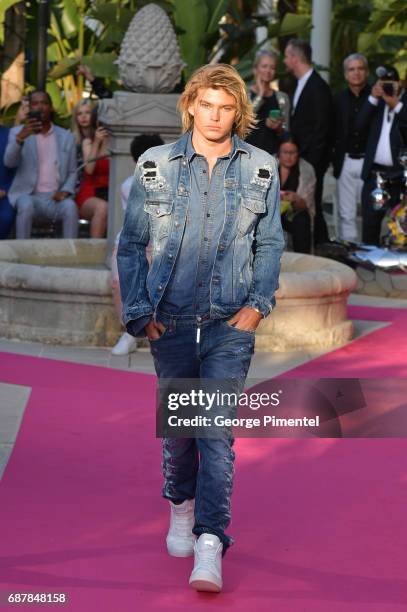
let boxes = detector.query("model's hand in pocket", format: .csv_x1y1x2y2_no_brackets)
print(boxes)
227,306,263,332
145,320,166,340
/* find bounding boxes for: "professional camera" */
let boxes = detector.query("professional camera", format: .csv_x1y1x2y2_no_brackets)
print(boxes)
375,65,400,97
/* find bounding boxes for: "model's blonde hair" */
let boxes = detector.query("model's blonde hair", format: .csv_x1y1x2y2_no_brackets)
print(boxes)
71,99,95,145
177,64,256,139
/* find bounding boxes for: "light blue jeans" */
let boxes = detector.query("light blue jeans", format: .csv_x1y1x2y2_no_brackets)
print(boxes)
15,192,78,239
150,312,255,555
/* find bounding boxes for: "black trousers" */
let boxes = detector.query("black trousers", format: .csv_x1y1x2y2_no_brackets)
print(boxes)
282,210,312,254
313,170,329,245
361,168,403,245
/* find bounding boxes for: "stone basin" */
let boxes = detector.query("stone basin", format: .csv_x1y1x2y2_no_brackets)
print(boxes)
256,252,357,351
0,239,120,346
0,240,357,350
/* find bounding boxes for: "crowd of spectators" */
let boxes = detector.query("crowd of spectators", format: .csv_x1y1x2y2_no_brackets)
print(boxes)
246,39,407,250
0,41,406,355
0,41,406,249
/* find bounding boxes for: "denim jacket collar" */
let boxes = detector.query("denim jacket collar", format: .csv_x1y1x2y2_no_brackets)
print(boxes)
168,131,251,161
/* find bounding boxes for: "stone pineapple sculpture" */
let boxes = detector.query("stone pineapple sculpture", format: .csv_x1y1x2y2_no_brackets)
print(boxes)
118,3,184,93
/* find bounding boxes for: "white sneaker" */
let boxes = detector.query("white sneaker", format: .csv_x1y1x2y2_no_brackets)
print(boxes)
166,499,196,557
111,332,137,356
189,533,223,592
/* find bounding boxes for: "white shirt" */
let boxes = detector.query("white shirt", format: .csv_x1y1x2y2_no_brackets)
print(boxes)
115,175,133,246
369,96,404,166
292,68,313,112
120,175,133,212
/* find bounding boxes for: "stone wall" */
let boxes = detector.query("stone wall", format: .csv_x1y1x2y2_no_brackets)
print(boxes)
354,265,407,298
0,240,120,346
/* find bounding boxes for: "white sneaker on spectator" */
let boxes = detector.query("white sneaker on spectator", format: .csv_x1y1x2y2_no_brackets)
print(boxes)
111,332,137,356
189,533,223,592
166,499,195,557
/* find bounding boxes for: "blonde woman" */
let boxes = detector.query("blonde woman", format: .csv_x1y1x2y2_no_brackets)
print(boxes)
246,49,290,154
72,100,109,238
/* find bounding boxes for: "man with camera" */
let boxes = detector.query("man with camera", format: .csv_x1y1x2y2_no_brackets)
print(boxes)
357,66,407,245
4,91,78,239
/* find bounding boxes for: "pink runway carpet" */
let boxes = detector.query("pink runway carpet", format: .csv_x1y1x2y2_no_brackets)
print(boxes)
0,305,406,611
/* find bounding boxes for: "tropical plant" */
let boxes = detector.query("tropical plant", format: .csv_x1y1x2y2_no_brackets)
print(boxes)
1,0,407,120
172,0,230,79
358,0,407,82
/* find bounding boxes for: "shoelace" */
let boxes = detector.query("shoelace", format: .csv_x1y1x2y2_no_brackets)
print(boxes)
196,543,221,571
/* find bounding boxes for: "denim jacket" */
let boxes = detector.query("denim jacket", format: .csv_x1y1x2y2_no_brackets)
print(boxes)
117,132,284,335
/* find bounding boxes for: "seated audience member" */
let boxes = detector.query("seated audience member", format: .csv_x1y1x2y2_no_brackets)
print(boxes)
246,49,290,155
278,136,316,253
111,133,164,356
0,124,16,239
356,65,407,245
72,101,109,238
4,91,78,239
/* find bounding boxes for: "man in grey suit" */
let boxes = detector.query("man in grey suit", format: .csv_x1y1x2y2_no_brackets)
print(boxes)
4,91,78,239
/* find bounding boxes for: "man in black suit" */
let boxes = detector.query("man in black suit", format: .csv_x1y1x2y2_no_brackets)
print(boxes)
284,38,333,245
357,66,407,245
333,53,370,242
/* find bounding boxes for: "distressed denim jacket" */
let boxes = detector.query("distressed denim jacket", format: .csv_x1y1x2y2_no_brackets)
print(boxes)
117,132,285,335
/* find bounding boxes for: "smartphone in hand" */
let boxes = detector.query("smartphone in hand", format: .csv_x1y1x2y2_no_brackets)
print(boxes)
27,110,43,133
268,109,282,121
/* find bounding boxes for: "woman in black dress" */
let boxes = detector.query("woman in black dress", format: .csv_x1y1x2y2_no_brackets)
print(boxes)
246,50,290,155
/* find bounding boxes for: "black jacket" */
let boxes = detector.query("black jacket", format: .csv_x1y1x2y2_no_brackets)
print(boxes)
356,90,407,181
290,70,334,176
332,86,370,178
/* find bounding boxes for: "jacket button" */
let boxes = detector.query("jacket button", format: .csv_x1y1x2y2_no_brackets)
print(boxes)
158,285,163,291
168,253,173,259
175,221,180,228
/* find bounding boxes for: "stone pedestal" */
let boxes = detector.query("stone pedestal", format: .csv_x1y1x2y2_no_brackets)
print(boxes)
97,92,181,262
0,240,120,346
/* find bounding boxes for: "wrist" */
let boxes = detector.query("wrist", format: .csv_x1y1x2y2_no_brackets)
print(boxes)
250,306,264,319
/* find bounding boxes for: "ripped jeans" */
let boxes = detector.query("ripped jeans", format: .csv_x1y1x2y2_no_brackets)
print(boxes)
150,313,255,555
